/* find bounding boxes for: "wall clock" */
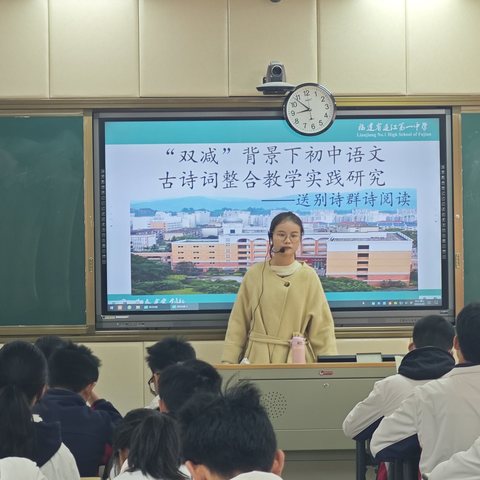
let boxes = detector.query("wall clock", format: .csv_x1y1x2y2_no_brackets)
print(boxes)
283,82,336,135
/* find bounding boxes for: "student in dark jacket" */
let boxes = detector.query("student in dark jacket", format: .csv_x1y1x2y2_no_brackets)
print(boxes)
33,341,122,477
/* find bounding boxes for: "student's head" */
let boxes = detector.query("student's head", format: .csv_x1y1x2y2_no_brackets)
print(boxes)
411,314,455,351
178,382,284,480
0,341,47,459
127,411,185,480
146,337,196,396
48,341,100,395
146,337,196,373
157,359,222,415
105,408,159,478
34,335,68,361
268,211,304,257
455,302,480,364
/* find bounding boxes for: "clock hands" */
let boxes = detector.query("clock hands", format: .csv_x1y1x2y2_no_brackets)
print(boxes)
297,108,314,121
296,99,311,111
296,98,314,121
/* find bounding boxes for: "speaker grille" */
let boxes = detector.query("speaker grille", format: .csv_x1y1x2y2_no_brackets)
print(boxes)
261,391,287,419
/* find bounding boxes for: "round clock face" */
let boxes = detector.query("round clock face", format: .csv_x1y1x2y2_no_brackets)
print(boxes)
283,83,336,136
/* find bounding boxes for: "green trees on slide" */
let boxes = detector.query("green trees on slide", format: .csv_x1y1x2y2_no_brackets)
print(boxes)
131,254,240,295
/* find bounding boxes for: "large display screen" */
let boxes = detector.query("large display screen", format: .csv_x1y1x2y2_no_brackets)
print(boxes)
94,108,454,329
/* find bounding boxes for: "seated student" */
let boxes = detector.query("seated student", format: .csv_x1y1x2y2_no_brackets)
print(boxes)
0,340,80,480
371,303,480,475
33,341,122,477
34,335,68,361
0,457,47,480
178,382,285,480
115,411,187,480
423,434,480,479
145,337,196,409
102,408,159,480
343,314,455,440
156,359,222,416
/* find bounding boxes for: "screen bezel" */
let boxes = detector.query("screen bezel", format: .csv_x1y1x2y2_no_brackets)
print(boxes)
93,107,455,331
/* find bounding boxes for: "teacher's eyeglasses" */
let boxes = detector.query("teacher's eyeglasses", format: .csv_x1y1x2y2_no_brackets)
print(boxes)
274,232,301,241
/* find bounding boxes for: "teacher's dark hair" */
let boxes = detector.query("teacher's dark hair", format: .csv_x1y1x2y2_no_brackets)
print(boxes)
268,211,304,240
268,211,304,257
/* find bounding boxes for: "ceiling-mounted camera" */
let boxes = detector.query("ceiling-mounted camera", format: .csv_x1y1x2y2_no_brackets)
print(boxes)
256,61,295,95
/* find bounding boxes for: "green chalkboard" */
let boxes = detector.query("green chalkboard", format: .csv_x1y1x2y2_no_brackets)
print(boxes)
462,113,480,305
0,116,85,326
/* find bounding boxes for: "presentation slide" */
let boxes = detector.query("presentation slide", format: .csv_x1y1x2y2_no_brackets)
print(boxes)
98,113,448,320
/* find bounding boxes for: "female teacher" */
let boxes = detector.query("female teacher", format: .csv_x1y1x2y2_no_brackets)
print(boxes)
221,211,337,364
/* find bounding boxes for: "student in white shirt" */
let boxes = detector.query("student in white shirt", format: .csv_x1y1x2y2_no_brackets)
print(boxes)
0,457,46,480
343,314,455,440
425,434,480,480
371,303,480,475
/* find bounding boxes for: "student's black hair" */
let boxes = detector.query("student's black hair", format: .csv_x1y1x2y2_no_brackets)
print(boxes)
412,314,455,351
48,341,100,392
34,335,68,361
158,359,222,415
178,382,277,478
146,337,196,373
0,341,47,460
128,411,186,480
455,302,480,364
102,408,159,480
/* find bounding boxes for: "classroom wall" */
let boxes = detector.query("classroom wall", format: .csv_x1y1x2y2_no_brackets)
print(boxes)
1,0,480,99
1,3,470,478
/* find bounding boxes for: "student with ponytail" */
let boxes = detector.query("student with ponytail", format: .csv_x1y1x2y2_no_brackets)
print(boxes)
0,340,79,480
103,408,159,479
115,411,188,480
